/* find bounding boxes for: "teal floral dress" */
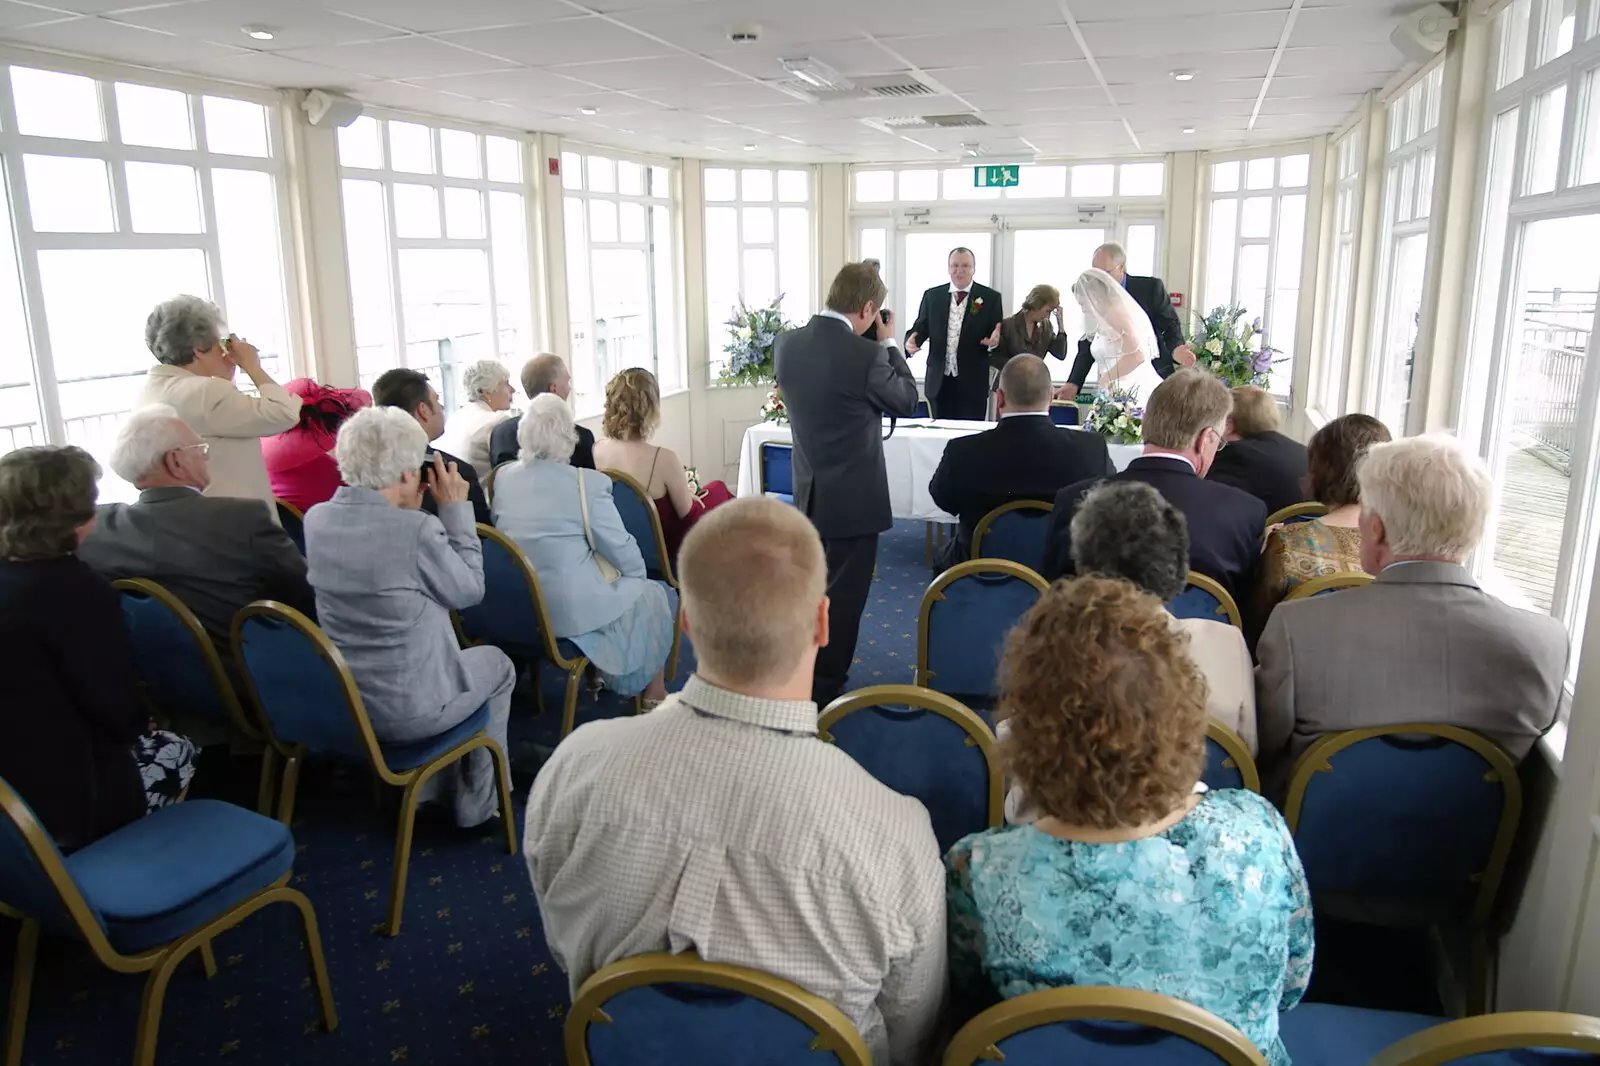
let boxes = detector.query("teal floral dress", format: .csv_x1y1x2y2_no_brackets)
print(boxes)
946,790,1314,1066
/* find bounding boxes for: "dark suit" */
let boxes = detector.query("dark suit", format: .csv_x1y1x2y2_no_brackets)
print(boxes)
1206,431,1309,517
1067,274,1186,387
928,414,1114,562
489,414,596,470
423,446,491,526
908,282,1005,421
1042,455,1268,603
775,313,918,705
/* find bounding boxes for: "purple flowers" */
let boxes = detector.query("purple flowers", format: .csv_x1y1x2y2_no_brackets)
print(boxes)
1251,350,1273,373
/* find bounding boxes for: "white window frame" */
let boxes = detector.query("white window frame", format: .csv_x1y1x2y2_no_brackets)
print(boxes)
1315,119,1368,419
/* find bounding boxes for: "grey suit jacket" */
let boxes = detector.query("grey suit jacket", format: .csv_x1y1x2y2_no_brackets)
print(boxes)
78,485,313,652
774,314,919,540
1255,561,1569,785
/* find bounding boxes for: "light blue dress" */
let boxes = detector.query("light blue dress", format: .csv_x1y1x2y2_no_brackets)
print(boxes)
946,790,1314,1066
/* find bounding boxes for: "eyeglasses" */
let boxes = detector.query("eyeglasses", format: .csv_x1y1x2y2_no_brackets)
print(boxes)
176,442,210,457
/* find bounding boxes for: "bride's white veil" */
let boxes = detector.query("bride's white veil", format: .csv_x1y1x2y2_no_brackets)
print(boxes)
1072,267,1158,368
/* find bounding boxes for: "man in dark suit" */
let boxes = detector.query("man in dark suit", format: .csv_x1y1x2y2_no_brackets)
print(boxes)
775,262,919,706
928,354,1114,567
1043,369,1266,603
906,247,1005,421
1060,242,1194,400
372,368,492,526
489,354,596,470
1206,385,1309,516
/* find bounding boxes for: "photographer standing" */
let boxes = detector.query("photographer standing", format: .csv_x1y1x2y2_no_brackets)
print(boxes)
775,263,918,706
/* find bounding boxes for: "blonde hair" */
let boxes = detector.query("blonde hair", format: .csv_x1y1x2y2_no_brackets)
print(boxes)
1229,386,1280,436
1357,434,1491,561
1021,284,1060,313
603,367,660,442
678,498,826,687
1141,369,1232,451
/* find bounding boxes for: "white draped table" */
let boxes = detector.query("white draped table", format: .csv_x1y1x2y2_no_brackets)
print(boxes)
734,418,1142,523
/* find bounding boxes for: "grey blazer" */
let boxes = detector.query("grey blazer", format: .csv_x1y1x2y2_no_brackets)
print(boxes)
1255,561,1569,784
774,314,919,540
78,486,313,652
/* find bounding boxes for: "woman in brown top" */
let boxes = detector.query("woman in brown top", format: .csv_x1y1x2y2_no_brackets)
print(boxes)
1253,413,1392,626
987,284,1069,370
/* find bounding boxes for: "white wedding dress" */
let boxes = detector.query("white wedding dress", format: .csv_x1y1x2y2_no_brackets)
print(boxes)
1091,333,1164,405
1075,266,1165,407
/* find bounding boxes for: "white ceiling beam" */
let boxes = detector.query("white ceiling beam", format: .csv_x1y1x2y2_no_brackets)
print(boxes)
1249,0,1308,130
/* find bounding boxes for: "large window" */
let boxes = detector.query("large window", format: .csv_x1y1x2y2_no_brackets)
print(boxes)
0,64,292,500
1316,125,1367,415
562,149,679,408
704,165,812,380
1202,150,1312,394
338,115,532,409
852,161,1165,204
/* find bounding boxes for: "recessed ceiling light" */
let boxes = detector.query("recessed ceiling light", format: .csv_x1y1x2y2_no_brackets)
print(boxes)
242,25,275,40
579,106,598,116
1171,70,1195,81
743,143,757,151
1182,126,1197,134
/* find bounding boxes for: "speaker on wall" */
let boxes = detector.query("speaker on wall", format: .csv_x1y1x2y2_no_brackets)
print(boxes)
1391,2,1459,63
301,90,364,128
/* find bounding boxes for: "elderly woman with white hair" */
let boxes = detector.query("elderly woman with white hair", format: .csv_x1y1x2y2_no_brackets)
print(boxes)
493,393,673,705
136,294,302,515
303,406,514,827
438,359,516,479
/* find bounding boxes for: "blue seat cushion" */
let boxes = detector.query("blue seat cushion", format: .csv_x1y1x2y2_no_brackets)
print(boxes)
765,492,795,505
380,701,491,772
1279,1003,1443,1066
66,800,295,954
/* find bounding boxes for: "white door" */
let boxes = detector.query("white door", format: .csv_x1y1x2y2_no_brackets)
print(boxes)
1008,226,1108,382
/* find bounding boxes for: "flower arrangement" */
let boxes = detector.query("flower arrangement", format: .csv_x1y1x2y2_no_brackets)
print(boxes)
967,295,985,316
759,385,787,424
685,466,703,498
719,296,790,388
1086,387,1144,444
1188,304,1279,388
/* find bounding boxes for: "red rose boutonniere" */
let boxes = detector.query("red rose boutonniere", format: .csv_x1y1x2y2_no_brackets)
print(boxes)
968,296,984,316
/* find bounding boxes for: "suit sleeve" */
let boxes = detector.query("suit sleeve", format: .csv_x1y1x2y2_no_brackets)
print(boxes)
588,476,648,579
1147,277,1186,354
1068,337,1095,388
247,512,316,618
418,502,487,610
908,289,931,346
1254,611,1296,773
928,444,961,518
868,341,919,418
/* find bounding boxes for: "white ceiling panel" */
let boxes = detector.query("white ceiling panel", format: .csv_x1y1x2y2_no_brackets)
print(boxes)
181,48,381,89
1075,0,1291,16
1080,13,1288,58
397,66,599,100
1104,49,1278,81
547,53,724,90
1291,5,1404,46
442,15,674,67
1276,43,1405,76
639,80,792,110
933,61,1102,94
689,40,895,82
113,0,403,51
876,27,1083,70
280,34,511,79
317,0,573,34
3,15,249,64
0,2,74,29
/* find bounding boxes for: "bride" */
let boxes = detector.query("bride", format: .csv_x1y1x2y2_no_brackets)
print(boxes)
1070,267,1166,404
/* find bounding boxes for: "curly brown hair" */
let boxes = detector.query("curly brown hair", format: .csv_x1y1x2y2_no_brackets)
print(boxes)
603,367,660,442
1308,413,1391,507
999,576,1207,829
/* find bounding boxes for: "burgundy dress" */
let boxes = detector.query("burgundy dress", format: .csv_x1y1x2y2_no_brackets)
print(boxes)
638,446,733,560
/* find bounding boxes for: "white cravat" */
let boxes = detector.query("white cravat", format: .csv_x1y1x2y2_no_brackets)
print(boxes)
944,286,969,378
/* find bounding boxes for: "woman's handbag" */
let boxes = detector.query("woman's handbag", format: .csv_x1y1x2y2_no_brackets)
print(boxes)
576,469,622,584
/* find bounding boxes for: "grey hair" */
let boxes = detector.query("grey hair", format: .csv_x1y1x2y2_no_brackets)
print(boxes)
462,360,510,406
1357,434,1492,561
518,392,578,463
110,404,190,484
334,405,428,490
0,446,100,560
1070,481,1190,601
1094,242,1128,272
145,294,225,366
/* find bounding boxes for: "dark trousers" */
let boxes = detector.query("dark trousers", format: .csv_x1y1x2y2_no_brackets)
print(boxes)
929,375,987,420
813,534,879,708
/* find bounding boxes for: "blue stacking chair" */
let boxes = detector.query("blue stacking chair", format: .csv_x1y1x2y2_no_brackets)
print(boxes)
274,498,306,554
819,685,1001,854
566,952,871,1066
0,777,337,1066
1202,720,1260,792
1167,572,1243,628
917,560,1049,714
114,578,276,814
970,500,1055,573
1284,724,1522,1013
457,524,593,737
760,442,795,504
1285,572,1374,601
1048,400,1079,426
231,601,516,936
602,470,684,681
1366,1010,1600,1065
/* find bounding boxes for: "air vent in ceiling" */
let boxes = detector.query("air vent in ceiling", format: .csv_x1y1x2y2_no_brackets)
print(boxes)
924,113,987,128
771,72,935,103
863,77,936,98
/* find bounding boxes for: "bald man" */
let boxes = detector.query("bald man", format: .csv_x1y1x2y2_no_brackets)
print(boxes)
489,354,596,469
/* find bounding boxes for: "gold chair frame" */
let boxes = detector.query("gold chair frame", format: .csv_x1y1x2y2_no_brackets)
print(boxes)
565,952,872,1066
819,684,1003,832
113,578,277,815
1205,719,1261,793
230,601,517,936
1264,502,1328,529
1181,572,1243,629
602,468,683,682
1368,1011,1600,1065
916,559,1049,691
942,985,1269,1066
970,499,1055,562
1284,572,1374,601
484,460,513,504
0,779,337,1066
273,497,306,525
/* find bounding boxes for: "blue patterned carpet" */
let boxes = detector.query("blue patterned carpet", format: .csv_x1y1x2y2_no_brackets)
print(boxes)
4,520,1432,1065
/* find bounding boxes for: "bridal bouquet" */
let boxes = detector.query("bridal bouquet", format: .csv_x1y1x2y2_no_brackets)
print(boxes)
759,385,787,424
719,296,790,388
1086,387,1144,444
1188,304,1279,388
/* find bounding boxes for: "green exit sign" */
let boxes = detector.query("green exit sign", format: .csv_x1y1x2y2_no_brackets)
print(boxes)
975,165,1020,188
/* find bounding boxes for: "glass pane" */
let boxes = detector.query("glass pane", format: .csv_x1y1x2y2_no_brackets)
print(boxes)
778,206,809,319
1390,93,1410,151
1425,66,1443,133
742,205,773,244
1398,156,1417,223
564,196,593,397
114,82,192,150
590,248,649,391
562,151,583,191
704,167,736,201
393,183,441,239
1007,165,1067,199
588,198,618,243
1240,196,1273,238
1070,163,1115,197
1205,199,1237,310
443,186,484,239
1405,84,1424,142
704,205,738,377
1460,107,1525,451
588,156,615,194
389,121,434,174
337,115,383,169
651,205,680,392
1276,195,1307,287
1245,157,1275,190
741,168,773,202
1212,160,1240,193
125,161,202,234
854,170,893,202
486,136,521,183
203,96,269,157
1125,224,1157,277
778,169,808,202
1279,154,1310,188
11,67,102,142
650,166,669,197
212,169,289,383
943,168,1002,199
899,169,939,200
1498,0,1530,87
1319,241,1355,411
1577,68,1600,186
1527,84,1567,195
1544,0,1577,61
1118,162,1164,196
489,192,532,364
439,128,480,179
397,248,492,406
743,247,776,308
1011,228,1106,364
618,160,644,196
343,179,397,383
1416,148,1436,219
24,156,113,232
0,180,38,457
619,200,646,243
1376,231,1428,432
859,227,886,265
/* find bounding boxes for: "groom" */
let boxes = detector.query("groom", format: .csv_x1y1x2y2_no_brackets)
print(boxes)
1059,242,1193,401
906,247,1005,420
